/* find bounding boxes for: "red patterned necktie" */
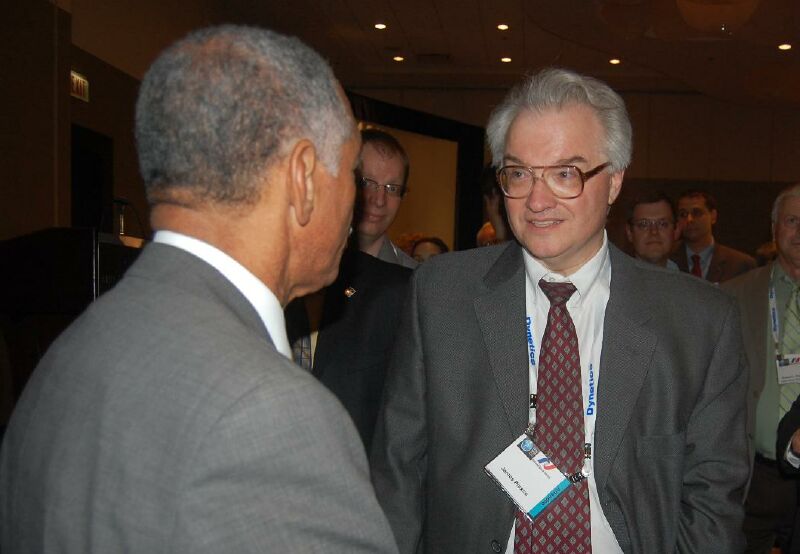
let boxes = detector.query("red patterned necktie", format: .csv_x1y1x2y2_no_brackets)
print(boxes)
690,254,702,277
514,280,591,554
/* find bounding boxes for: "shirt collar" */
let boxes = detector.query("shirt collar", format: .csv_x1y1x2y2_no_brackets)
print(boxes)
153,230,292,359
686,239,715,264
522,232,611,307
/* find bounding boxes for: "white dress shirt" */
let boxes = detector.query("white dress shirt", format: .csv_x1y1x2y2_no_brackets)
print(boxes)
153,230,293,359
506,233,623,553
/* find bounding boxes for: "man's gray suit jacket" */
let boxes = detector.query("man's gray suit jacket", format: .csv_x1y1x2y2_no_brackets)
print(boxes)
0,243,397,553
371,241,749,553
721,263,773,463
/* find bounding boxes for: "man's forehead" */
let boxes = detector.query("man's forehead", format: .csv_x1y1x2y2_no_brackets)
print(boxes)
678,196,707,209
634,201,672,217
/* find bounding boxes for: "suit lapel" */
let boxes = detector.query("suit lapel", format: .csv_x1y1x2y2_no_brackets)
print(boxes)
707,247,726,283
474,243,529,436
594,248,657,490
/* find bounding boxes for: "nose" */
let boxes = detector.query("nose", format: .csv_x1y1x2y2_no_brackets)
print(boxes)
368,185,387,207
648,223,660,235
525,176,557,213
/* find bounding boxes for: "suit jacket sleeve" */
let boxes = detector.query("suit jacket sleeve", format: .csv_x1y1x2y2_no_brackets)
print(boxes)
172,363,398,553
778,394,800,475
676,296,749,553
370,272,427,554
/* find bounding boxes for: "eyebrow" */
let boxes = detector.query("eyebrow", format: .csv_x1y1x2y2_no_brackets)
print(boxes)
503,154,589,166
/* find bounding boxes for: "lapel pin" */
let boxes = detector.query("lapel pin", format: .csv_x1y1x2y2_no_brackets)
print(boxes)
344,286,356,298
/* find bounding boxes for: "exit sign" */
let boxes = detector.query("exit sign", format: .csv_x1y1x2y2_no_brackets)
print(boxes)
70,70,89,102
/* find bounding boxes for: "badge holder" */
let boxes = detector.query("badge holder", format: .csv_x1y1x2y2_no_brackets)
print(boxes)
485,430,582,521
777,354,800,384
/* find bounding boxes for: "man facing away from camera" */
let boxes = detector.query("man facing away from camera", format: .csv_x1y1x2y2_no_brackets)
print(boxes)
0,25,397,553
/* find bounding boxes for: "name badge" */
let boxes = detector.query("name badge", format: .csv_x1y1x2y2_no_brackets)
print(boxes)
485,434,571,521
777,355,800,384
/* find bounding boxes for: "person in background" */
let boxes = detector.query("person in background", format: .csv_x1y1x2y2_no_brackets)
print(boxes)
723,183,800,554
0,25,397,553
673,189,756,282
355,129,417,269
477,164,510,247
412,236,449,263
624,190,680,269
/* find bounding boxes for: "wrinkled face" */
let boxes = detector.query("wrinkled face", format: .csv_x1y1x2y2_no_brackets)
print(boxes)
502,104,623,275
356,142,405,243
413,241,444,262
310,132,361,286
775,196,800,274
625,200,676,265
677,196,716,244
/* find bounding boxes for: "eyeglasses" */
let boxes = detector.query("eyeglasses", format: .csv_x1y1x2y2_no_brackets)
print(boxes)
359,176,406,198
630,218,674,231
496,162,611,199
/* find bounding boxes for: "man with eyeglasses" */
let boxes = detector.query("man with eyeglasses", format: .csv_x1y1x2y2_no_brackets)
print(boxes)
371,67,748,553
355,129,418,269
723,184,800,554
673,190,756,282
624,191,680,269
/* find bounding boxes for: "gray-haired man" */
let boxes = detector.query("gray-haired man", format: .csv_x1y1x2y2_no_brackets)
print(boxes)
371,67,748,553
0,25,396,553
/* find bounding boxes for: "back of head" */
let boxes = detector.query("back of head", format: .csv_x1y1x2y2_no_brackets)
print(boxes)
135,25,351,208
486,67,632,173
360,128,410,187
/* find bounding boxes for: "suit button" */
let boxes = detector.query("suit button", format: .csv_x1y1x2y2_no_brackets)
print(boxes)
491,539,502,552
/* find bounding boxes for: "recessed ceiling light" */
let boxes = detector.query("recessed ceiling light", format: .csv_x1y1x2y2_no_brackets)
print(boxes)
779,43,792,51
497,24,509,31
393,56,405,62
609,58,621,65
374,23,387,30
500,57,512,63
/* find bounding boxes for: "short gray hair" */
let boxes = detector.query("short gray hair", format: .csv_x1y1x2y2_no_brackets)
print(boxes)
486,67,632,172
772,183,800,223
135,25,352,206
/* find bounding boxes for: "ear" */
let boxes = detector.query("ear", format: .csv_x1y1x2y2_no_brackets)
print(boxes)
287,139,318,227
607,170,624,205
625,224,634,243
710,208,718,226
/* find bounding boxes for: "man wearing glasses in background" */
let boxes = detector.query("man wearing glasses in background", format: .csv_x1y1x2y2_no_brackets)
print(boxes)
371,67,749,553
355,129,418,269
625,191,680,270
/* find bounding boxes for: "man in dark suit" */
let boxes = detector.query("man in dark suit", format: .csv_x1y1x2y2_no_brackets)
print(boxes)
285,247,410,450
672,190,756,282
0,26,397,553
723,184,800,553
371,67,749,553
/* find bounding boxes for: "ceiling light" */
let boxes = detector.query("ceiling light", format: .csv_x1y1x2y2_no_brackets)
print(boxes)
374,23,387,30
500,57,512,63
779,43,792,51
497,24,509,31
393,56,405,62
609,58,621,65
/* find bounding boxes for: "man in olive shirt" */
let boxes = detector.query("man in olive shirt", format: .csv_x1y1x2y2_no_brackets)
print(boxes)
723,183,800,553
